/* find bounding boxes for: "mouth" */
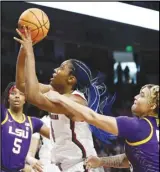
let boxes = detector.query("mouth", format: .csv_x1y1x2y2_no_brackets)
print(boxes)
14,101,20,105
50,73,57,81
53,73,57,77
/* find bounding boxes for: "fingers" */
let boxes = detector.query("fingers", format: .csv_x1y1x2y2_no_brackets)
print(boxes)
83,158,91,170
24,26,32,39
16,25,32,40
86,162,92,170
24,26,28,38
13,37,24,44
32,162,43,172
16,28,26,40
84,156,98,169
37,160,43,166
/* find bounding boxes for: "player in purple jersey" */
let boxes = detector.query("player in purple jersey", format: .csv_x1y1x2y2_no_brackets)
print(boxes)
1,82,50,172
45,84,159,172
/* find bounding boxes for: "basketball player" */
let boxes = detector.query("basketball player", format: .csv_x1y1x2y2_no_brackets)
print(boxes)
1,82,50,172
46,84,159,172
14,27,110,172
26,115,60,172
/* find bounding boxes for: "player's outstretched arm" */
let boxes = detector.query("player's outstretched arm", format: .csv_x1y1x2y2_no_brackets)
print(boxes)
15,28,52,94
45,90,140,138
85,154,130,169
45,91,118,135
14,26,69,114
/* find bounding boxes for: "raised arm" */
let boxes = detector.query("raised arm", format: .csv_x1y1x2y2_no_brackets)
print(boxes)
15,32,52,94
16,45,26,93
14,27,71,114
85,154,130,169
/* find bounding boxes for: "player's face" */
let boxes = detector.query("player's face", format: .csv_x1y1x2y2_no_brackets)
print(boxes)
131,87,155,116
50,60,76,91
8,88,25,109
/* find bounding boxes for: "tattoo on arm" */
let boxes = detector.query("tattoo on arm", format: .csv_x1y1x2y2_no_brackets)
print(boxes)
101,153,129,168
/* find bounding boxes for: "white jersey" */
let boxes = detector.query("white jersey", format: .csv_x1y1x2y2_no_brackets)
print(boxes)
32,115,52,163
50,90,97,170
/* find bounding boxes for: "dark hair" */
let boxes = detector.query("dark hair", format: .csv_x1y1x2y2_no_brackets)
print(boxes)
3,82,16,108
69,59,117,144
2,82,28,114
69,59,92,92
69,59,116,113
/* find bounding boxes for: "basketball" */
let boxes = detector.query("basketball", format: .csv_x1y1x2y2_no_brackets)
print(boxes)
18,8,50,43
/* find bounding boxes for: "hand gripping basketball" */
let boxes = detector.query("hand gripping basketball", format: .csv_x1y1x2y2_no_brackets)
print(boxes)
14,26,33,52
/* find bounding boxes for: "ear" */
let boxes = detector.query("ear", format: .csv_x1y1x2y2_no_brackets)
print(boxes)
68,75,77,85
150,103,157,111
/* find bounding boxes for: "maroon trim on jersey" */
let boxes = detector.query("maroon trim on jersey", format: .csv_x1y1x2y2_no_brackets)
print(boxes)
73,94,86,100
50,114,59,120
50,121,55,142
70,120,88,172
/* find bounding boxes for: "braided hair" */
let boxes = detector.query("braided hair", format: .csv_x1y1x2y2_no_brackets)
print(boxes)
69,59,117,144
3,82,16,108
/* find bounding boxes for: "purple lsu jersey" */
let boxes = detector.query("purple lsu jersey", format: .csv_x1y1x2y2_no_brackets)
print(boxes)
1,107,43,171
116,115,159,172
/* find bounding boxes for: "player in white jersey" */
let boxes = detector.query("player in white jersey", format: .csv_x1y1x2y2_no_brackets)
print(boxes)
50,90,99,171
26,115,61,172
26,115,50,170
15,27,115,172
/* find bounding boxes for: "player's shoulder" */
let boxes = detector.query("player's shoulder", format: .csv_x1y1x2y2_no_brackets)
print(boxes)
28,116,42,123
71,90,87,106
72,90,86,99
41,115,50,123
140,116,155,128
133,116,148,127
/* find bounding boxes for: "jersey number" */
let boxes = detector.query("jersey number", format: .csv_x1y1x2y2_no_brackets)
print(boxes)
156,130,159,142
12,138,22,154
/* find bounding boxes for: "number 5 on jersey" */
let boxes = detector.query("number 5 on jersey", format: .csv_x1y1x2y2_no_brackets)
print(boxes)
13,138,22,154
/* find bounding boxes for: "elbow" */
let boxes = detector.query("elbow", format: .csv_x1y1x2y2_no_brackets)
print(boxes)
25,91,41,107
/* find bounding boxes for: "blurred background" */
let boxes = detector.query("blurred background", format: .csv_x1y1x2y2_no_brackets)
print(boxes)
1,1,159,172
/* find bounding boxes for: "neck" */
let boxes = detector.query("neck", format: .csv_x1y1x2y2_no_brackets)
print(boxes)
147,112,158,117
9,107,24,120
53,86,74,95
140,112,157,118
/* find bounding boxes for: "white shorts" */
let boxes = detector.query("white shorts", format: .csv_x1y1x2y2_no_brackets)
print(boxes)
43,163,61,172
63,161,105,172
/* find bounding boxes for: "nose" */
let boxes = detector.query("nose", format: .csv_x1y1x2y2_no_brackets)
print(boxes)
54,67,59,73
134,95,139,100
15,93,20,98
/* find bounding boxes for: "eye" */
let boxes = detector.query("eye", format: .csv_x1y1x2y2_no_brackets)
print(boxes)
60,65,65,70
140,92,144,97
10,92,16,95
20,92,24,96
